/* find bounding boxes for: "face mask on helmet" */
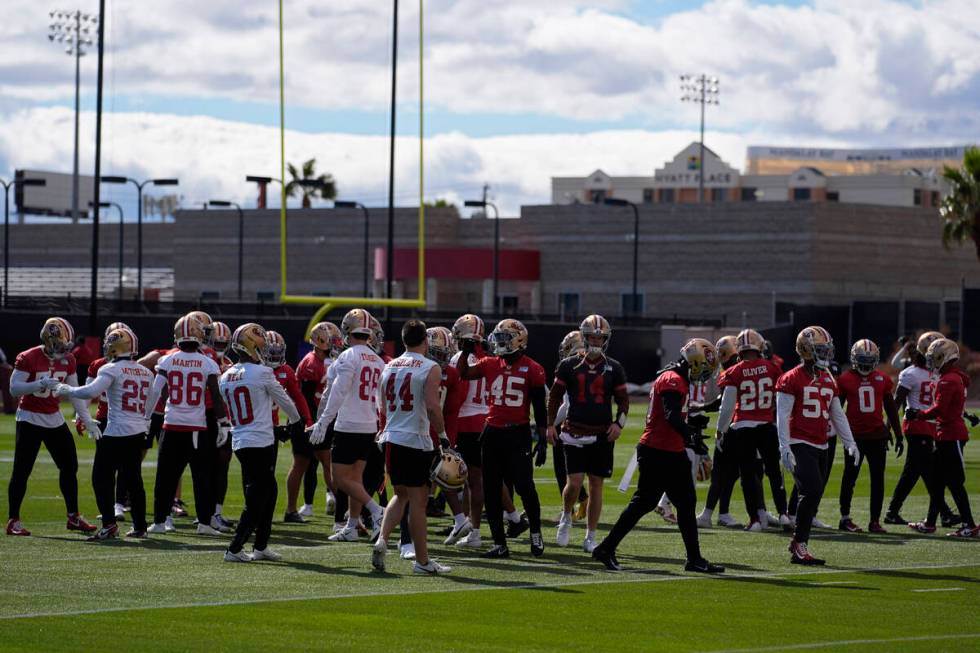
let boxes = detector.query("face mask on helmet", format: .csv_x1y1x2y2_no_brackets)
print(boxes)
813,342,834,369
265,343,285,367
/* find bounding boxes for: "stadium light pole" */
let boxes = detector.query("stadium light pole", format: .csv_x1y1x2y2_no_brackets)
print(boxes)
604,198,640,317
464,199,499,314
208,200,244,299
101,176,178,301
89,200,124,300
48,9,97,224
334,201,371,297
1,177,46,307
680,74,720,204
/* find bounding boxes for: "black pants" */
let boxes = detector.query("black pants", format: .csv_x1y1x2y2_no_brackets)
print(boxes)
888,435,952,517
93,434,147,530
8,421,79,519
304,457,319,505
705,437,740,514
839,437,888,521
927,441,974,528
790,443,827,543
729,428,767,519
552,439,588,501
789,437,836,516
152,429,215,524
229,444,279,553
748,424,787,515
482,425,542,546
599,445,702,562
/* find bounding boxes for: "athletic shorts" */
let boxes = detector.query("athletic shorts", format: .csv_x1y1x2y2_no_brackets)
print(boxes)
291,420,334,457
147,413,164,449
331,431,377,465
563,436,615,478
385,442,435,487
456,431,482,469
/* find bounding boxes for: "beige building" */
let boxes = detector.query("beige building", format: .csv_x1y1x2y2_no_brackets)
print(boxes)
552,142,958,209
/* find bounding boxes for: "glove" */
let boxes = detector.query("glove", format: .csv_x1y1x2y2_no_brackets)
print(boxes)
533,437,547,467
715,430,727,453
308,421,326,445
274,425,291,443
687,414,710,430
845,443,860,461
685,431,709,456
216,418,232,448
39,376,61,391
780,447,796,473
904,408,920,421
894,435,905,458
85,420,102,441
53,383,72,397
439,433,451,451
965,412,980,428
460,338,476,356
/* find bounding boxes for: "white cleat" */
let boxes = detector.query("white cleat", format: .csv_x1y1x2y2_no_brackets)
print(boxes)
583,536,597,553
717,513,742,528
372,540,388,571
223,549,253,563
444,518,473,546
113,503,126,521
745,520,764,532
298,504,314,518
400,542,416,560
556,514,572,547
413,559,451,574
210,516,233,533
455,530,482,548
765,512,781,528
328,527,359,542
696,510,712,529
146,522,168,534
164,516,176,533
197,523,223,536
779,514,794,529
811,517,831,529
326,493,336,516
251,547,282,561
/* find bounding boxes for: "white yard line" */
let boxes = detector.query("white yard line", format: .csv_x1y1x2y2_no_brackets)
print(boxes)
910,587,964,593
700,632,980,653
1,561,978,621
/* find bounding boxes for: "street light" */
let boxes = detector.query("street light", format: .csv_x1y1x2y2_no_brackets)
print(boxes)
49,9,98,223
464,199,500,314
335,201,371,297
208,200,244,300
89,200,124,300
680,74,720,204
604,198,641,317
1,177,46,307
101,175,178,301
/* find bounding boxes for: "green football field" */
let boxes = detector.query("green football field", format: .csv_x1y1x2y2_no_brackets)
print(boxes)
0,409,977,652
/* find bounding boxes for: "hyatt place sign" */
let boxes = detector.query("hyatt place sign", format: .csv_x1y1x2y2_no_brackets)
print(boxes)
652,171,736,187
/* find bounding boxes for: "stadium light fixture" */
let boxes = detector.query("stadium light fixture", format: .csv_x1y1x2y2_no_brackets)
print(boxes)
464,198,500,314
680,74,720,204
335,201,371,297
209,200,245,299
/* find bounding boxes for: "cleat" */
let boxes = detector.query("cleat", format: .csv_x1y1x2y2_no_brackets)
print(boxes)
196,523,223,536
113,503,126,521
883,511,906,525
67,514,97,533
370,510,384,542
482,544,510,559
400,543,416,560
942,513,963,528
125,528,147,538
443,518,473,546
786,514,797,528
717,513,742,528
947,525,979,538
811,517,831,529
6,519,30,536
506,515,530,539
210,516,234,533
573,500,588,522
251,547,282,561
582,536,597,553
456,530,482,548
164,516,176,532
592,546,622,571
908,521,936,534
530,531,544,557
655,504,677,524
328,527,359,542
696,510,712,529
372,540,387,571
685,558,725,574
298,504,314,518
87,524,119,541
171,499,188,518
838,518,863,533
789,540,825,566
146,522,168,534
223,549,252,563
745,519,763,532
325,493,336,516
556,514,572,546
413,559,451,574
779,514,794,531
283,511,307,524
765,512,781,528
867,520,887,534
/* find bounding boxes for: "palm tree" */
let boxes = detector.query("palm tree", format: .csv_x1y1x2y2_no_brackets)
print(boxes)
285,158,337,208
940,146,980,261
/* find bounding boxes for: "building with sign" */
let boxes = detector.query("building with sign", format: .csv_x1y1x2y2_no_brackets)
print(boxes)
552,142,956,209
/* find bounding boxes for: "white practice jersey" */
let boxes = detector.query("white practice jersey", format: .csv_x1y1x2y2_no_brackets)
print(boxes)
378,352,438,451
318,344,384,433
220,362,299,451
449,351,489,419
69,360,154,437
156,350,220,430
898,365,937,412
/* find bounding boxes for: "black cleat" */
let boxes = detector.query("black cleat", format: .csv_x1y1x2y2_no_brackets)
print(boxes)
592,546,622,571
942,513,963,528
685,558,724,574
506,515,530,539
283,511,307,524
883,511,906,525
530,532,544,558
482,544,510,559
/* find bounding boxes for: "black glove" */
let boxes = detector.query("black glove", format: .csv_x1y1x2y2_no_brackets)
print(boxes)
905,408,920,421
533,437,547,467
274,424,292,443
687,414,710,430
685,430,709,456
461,338,476,356
965,412,980,428
439,435,451,451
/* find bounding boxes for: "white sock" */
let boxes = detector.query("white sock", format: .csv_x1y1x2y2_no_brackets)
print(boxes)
113,502,125,513
560,510,572,523
841,514,850,521
758,509,768,524
214,503,223,516
377,537,387,549
327,492,335,501
453,513,466,527
586,529,597,541
699,507,713,519
505,510,520,523
346,517,359,529
658,495,670,509
366,500,381,514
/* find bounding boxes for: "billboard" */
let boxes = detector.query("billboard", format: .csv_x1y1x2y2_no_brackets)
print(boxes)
14,169,95,218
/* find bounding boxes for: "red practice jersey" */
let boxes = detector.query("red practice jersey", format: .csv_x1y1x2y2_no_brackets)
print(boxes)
88,356,110,421
920,368,970,442
436,364,466,446
296,351,329,405
14,346,76,415
272,363,313,427
148,348,172,414
470,355,546,427
718,358,781,424
837,369,893,438
449,348,490,433
775,364,839,446
639,370,689,453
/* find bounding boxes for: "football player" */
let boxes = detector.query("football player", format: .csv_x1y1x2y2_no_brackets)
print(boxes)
6,317,98,535
457,319,547,558
288,321,342,522
552,330,590,520
887,331,957,527
836,339,903,533
714,328,788,531
547,315,628,553
211,322,233,368
906,338,977,537
265,329,313,458
220,324,301,562
763,340,785,372
55,328,153,539
208,320,236,528
371,319,452,574
308,309,386,542
592,339,724,574
143,315,229,535
776,326,859,564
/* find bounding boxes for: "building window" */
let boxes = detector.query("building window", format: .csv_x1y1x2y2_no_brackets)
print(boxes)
711,188,727,202
621,293,644,316
558,292,580,320
589,189,607,204
931,191,940,206
660,188,675,204
913,189,923,206
740,187,757,202
500,295,519,313
642,188,654,204
827,191,839,202
792,188,811,201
